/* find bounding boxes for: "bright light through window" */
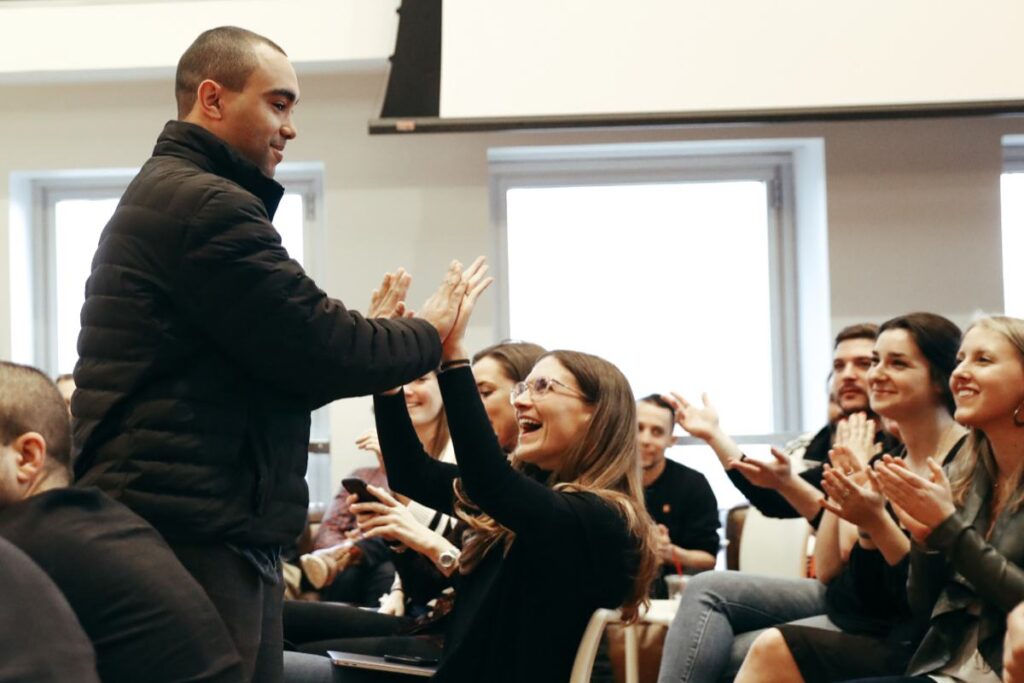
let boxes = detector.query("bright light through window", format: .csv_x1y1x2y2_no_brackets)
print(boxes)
507,181,775,435
1002,173,1024,317
54,198,118,374
53,193,306,374
276,194,305,265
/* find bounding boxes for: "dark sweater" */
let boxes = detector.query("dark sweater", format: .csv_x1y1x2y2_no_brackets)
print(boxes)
374,367,640,683
645,459,720,580
0,488,243,683
0,536,99,683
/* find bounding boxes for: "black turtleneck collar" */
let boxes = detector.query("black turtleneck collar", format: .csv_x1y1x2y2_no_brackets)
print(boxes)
151,120,284,219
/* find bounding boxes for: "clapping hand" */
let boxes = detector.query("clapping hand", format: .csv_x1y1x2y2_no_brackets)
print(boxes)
829,412,881,473
662,392,720,442
730,447,794,490
820,464,886,529
368,269,413,319
873,456,956,543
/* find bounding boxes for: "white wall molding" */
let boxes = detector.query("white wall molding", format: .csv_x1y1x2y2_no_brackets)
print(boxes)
0,0,398,82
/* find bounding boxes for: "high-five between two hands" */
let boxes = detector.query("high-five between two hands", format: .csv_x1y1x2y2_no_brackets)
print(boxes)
367,257,493,349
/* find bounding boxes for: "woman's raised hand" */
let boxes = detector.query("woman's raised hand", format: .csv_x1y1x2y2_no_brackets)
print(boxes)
830,412,881,473
873,456,956,543
419,261,468,343
441,256,493,362
662,392,720,441
352,485,434,555
368,268,412,319
820,465,887,529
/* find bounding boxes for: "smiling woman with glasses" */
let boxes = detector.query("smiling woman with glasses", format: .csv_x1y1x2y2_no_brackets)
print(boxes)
352,257,658,683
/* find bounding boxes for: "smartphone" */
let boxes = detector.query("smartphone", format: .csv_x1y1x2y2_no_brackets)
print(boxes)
342,477,376,503
382,653,439,667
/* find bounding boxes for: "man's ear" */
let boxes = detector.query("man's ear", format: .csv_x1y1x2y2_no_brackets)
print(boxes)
194,79,226,121
11,433,47,484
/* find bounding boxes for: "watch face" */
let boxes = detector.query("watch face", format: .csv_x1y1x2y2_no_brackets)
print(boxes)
439,550,457,568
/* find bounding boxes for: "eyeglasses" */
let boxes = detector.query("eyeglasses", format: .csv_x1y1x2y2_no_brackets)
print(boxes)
510,377,586,404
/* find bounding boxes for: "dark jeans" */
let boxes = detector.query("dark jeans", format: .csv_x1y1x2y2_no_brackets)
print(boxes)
173,542,285,683
283,601,441,661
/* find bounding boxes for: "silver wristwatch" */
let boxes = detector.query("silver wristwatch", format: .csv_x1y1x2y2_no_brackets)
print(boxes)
437,547,460,570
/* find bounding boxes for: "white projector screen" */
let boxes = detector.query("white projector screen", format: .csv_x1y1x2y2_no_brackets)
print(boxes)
438,0,1024,120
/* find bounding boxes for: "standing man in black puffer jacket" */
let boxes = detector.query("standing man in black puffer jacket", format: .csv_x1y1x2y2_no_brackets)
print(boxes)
73,26,466,683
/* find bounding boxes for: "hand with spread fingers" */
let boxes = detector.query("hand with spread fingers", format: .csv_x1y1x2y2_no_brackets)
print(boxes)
820,464,887,529
873,455,956,543
441,256,494,363
830,412,881,473
729,447,794,490
419,260,469,343
662,392,720,442
368,268,412,319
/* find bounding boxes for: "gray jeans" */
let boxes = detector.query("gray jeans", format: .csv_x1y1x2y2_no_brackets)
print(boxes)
657,570,836,683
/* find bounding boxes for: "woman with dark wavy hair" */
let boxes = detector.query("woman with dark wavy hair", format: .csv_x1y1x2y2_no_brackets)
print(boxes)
355,259,658,683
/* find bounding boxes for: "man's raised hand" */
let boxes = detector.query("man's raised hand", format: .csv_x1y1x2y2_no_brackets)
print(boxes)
368,268,412,319
442,256,493,362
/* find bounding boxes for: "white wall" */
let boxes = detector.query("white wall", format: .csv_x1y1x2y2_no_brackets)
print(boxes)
2,67,1018,483
0,0,397,81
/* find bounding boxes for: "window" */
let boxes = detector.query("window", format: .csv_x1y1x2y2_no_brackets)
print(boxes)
12,165,333,504
1002,138,1024,317
490,141,829,510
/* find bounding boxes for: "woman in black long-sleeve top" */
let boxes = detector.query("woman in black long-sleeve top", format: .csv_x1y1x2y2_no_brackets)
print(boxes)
355,261,658,683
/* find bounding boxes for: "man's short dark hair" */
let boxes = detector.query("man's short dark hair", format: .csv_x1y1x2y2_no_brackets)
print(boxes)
638,393,675,430
175,26,287,118
0,362,72,475
834,323,879,349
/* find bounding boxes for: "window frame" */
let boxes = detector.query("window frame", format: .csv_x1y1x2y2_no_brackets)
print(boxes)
1002,136,1024,318
488,142,809,438
27,165,325,376
20,164,334,504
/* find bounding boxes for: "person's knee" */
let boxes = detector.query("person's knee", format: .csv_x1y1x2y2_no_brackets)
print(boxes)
745,628,789,665
683,570,740,610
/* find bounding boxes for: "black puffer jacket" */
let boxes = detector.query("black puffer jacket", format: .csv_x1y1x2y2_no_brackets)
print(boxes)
73,121,441,547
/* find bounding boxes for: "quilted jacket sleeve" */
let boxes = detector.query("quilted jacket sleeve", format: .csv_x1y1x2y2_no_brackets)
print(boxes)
175,189,441,408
